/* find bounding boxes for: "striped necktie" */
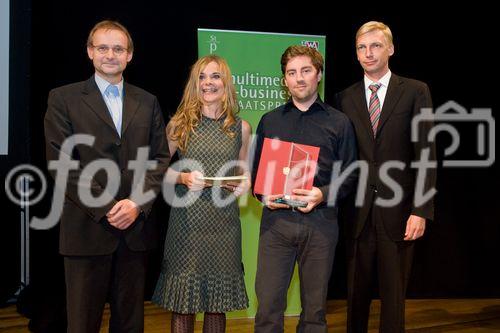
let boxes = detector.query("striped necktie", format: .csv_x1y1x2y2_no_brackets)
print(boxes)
368,83,381,137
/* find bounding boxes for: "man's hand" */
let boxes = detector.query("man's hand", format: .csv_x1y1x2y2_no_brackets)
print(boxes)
181,170,209,191
107,199,141,230
292,187,323,213
262,194,290,210
404,215,426,241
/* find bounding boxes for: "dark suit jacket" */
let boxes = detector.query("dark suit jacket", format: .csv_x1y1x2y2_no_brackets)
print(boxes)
44,76,170,255
336,74,436,241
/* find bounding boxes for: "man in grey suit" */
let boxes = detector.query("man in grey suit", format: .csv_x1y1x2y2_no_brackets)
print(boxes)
44,20,170,333
336,21,436,332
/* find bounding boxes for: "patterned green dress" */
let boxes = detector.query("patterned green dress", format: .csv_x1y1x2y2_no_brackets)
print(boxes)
152,115,248,314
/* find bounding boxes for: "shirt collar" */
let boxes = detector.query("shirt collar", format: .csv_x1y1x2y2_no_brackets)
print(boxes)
283,95,328,114
364,70,392,91
94,73,124,98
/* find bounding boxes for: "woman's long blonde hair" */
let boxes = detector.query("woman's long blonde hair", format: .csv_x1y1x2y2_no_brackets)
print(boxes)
169,55,239,153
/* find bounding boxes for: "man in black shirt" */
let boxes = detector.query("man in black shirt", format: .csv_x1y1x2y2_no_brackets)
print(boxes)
252,45,357,333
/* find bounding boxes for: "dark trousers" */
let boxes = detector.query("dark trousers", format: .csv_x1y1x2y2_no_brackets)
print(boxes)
254,215,338,333
64,240,147,333
347,206,414,333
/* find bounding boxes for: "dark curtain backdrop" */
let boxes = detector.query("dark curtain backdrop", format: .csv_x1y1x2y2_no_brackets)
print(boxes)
2,1,498,324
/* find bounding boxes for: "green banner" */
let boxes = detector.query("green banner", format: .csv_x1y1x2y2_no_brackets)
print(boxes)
198,28,326,318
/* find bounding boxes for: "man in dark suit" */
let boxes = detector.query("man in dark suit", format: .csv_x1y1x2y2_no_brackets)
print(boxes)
336,21,436,332
44,20,170,333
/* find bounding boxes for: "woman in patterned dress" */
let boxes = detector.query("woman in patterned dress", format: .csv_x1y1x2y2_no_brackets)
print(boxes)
152,55,251,333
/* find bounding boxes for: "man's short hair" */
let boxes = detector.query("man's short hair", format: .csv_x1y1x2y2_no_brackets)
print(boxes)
87,20,134,53
356,21,393,47
280,45,324,75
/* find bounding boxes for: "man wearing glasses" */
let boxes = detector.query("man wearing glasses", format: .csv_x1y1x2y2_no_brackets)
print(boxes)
44,20,170,332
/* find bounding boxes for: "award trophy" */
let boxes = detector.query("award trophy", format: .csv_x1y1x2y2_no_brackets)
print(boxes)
254,138,320,207
273,143,310,208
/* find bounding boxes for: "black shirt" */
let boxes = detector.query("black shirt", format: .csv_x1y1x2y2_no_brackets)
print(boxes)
252,96,358,224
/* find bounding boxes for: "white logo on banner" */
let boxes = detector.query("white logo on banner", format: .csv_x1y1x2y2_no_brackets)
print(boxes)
301,40,319,49
207,35,219,54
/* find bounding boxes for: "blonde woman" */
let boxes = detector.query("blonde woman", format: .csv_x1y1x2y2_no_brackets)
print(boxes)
152,55,251,333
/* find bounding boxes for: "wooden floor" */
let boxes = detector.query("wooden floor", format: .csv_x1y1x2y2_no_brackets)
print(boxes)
1,299,499,332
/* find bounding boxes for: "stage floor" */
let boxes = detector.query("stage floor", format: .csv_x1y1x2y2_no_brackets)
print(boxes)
1,299,499,332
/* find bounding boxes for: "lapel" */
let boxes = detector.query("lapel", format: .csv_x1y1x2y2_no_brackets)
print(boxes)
81,77,119,137
81,77,141,139
121,82,140,137
377,74,404,135
350,81,375,143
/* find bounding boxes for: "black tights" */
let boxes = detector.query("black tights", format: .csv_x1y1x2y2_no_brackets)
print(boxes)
171,312,226,333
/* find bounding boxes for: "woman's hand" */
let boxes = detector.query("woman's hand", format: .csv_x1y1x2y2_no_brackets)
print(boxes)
222,178,250,197
181,170,209,191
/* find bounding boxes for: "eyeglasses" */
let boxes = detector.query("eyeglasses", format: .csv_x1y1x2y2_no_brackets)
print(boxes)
92,44,128,55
